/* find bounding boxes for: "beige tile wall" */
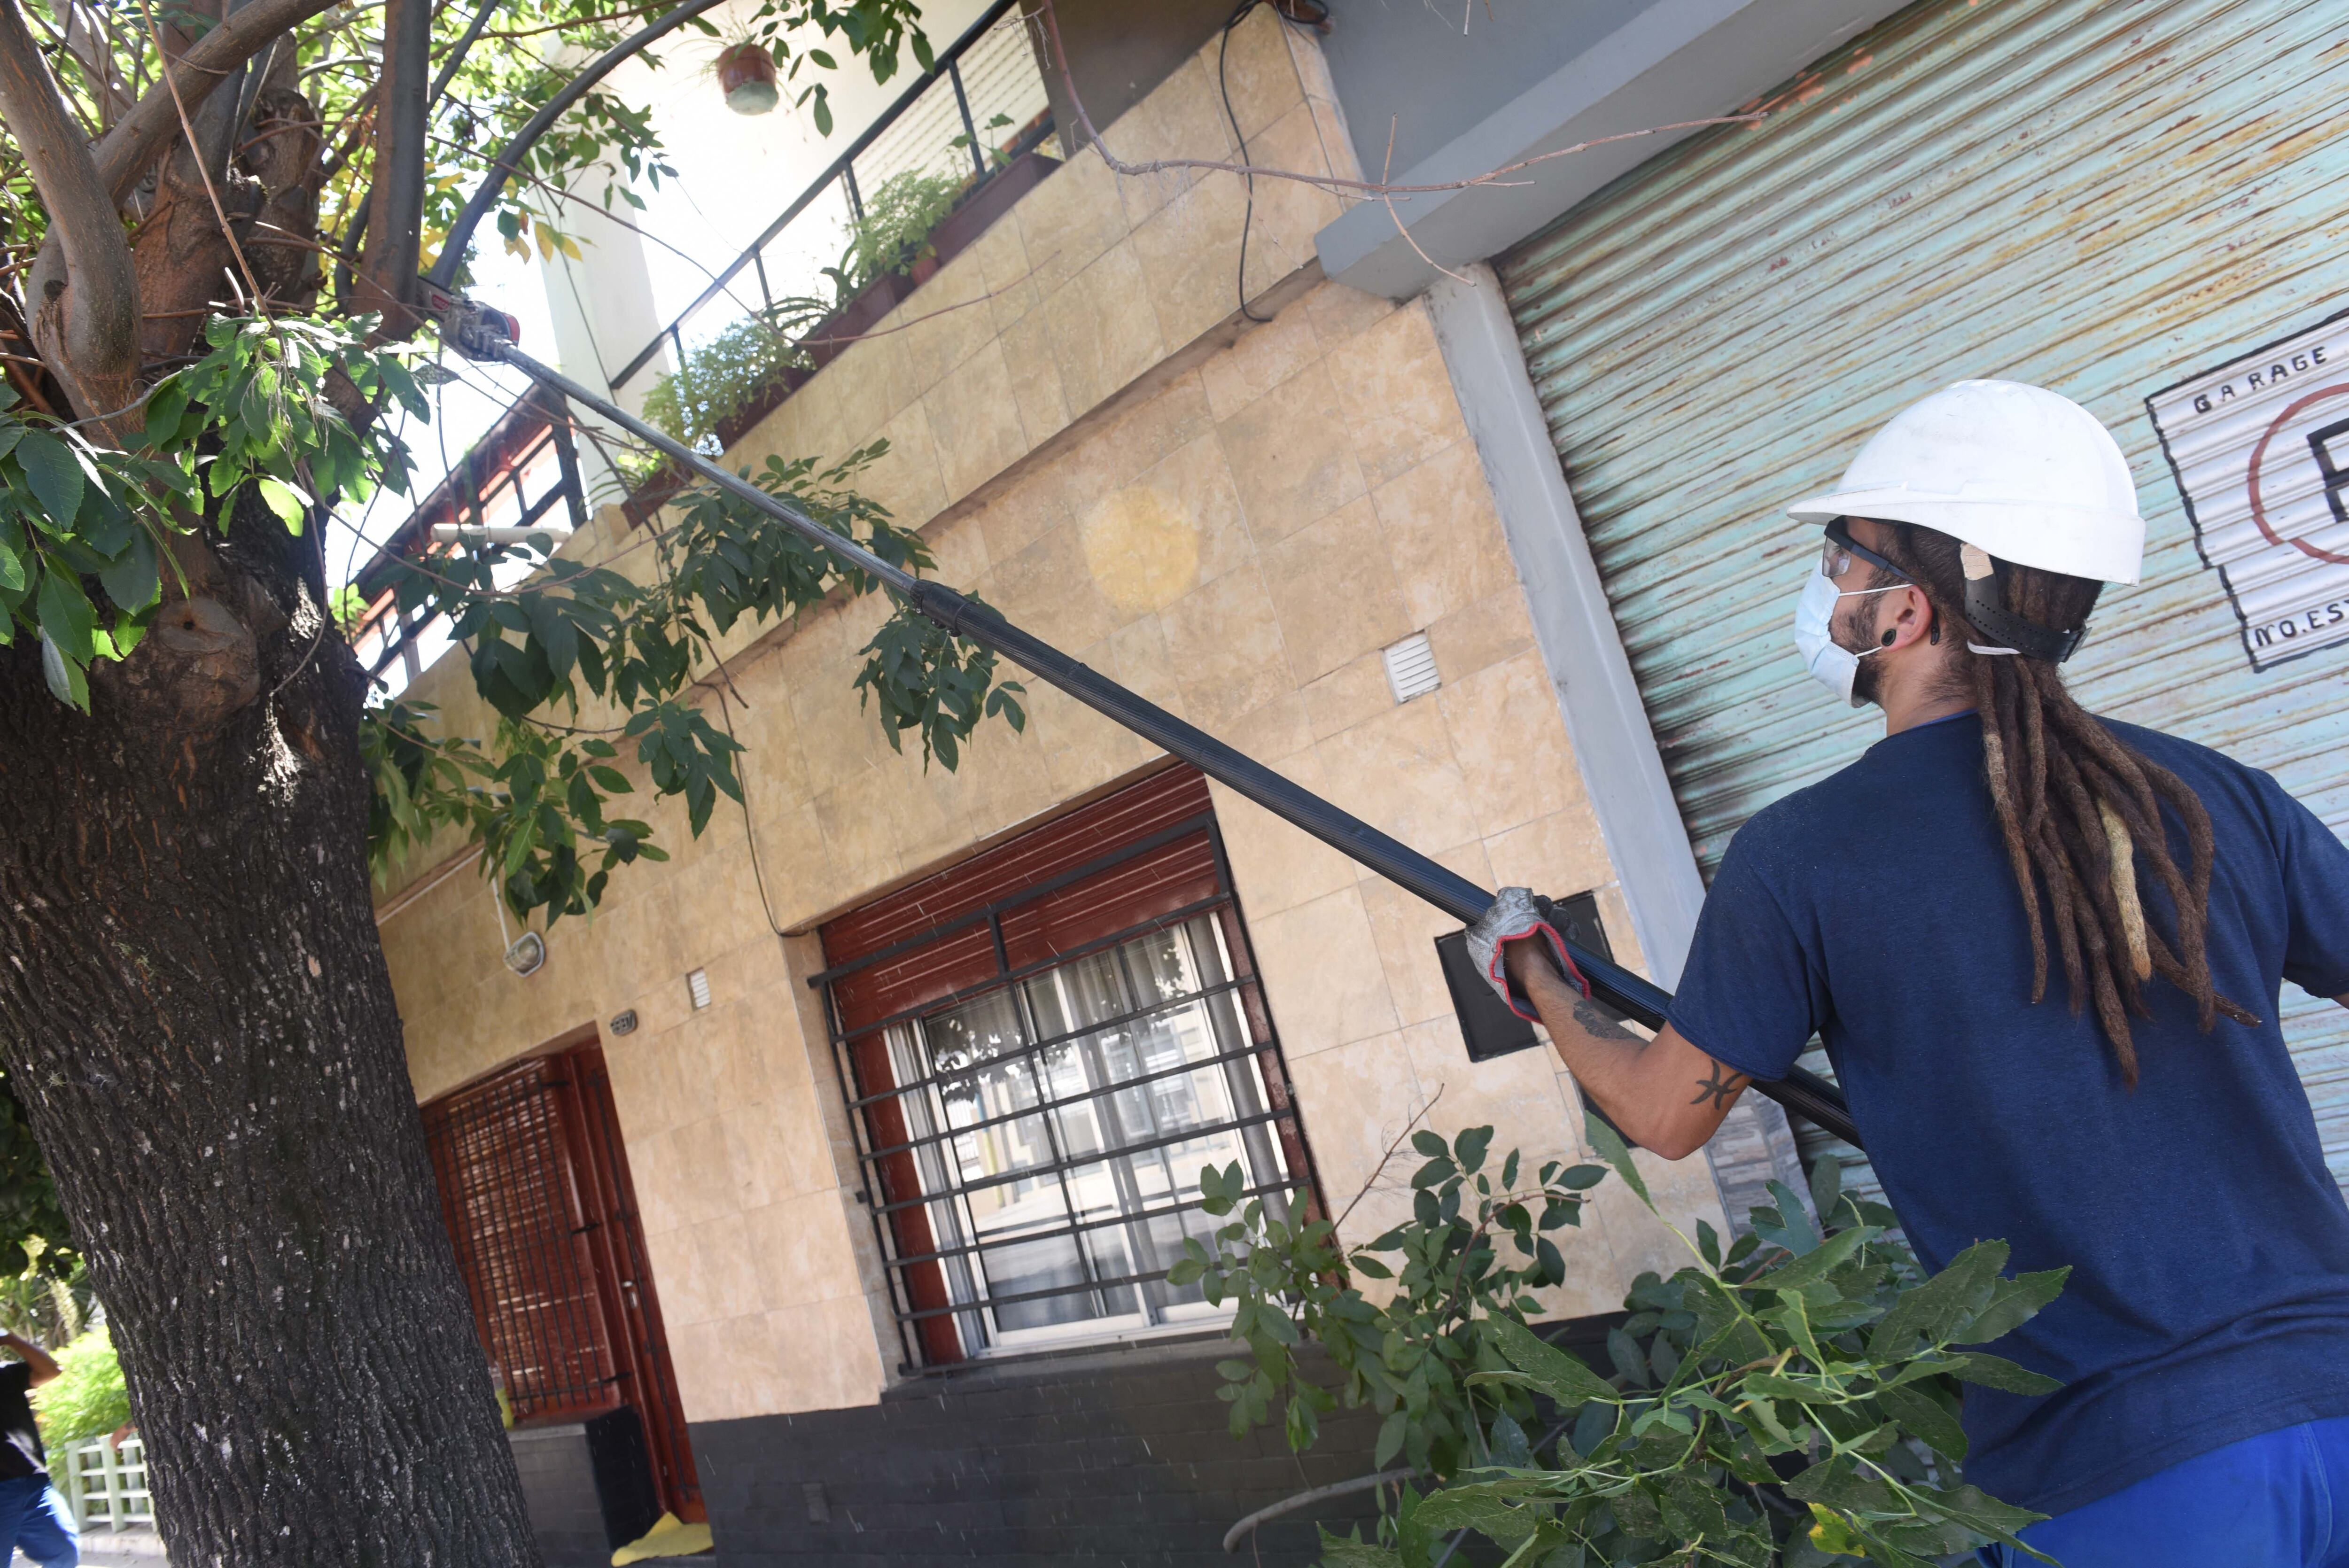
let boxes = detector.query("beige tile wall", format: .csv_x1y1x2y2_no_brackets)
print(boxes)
375,12,1724,1426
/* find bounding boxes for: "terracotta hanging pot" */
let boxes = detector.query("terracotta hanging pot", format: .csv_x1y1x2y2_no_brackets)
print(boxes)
716,43,778,115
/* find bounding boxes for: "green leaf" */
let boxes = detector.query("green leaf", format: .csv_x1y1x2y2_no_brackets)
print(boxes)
1453,1126,1493,1174
97,530,159,613
1868,1240,2008,1359
1409,1130,1448,1159
1373,1408,1407,1468
1408,1156,1454,1189
1481,1315,1615,1405
255,475,308,533
1911,1482,2053,1560
38,631,85,708
1941,1352,2062,1395
1875,1381,1967,1462
1749,1223,1876,1294
1761,1180,1823,1255
14,430,81,526
1952,1267,2069,1346
36,568,95,663
1809,1153,1844,1221
1583,1115,1648,1207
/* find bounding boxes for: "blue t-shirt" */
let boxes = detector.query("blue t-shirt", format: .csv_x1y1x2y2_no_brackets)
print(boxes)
1669,710,2349,1517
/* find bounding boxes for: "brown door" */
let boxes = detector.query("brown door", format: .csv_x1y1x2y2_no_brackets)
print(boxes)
422,1043,703,1522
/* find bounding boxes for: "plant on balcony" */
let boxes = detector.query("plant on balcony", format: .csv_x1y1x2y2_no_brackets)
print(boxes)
839,163,970,290
1192,1122,2064,1567
642,295,834,451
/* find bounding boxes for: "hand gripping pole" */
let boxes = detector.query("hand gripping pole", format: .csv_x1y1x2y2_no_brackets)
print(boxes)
465,326,1862,1149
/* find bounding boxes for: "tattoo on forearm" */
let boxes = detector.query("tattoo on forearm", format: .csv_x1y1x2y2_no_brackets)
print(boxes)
1689,1059,1747,1110
1569,998,1638,1042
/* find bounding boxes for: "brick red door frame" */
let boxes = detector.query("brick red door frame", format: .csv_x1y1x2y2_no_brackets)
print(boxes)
423,1043,704,1521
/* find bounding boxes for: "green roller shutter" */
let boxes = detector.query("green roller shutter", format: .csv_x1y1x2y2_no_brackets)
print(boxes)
1497,0,2349,1201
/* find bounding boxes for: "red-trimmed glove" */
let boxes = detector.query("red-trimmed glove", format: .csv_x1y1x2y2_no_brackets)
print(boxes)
1463,887,1591,1022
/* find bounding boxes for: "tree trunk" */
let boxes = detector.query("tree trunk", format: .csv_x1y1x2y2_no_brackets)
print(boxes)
0,495,543,1565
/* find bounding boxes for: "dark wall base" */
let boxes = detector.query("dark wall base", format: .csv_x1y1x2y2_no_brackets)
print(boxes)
510,1410,666,1567
692,1335,1387,1566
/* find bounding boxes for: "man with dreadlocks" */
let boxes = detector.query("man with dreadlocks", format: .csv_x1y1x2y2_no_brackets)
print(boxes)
1466,380,2349,1565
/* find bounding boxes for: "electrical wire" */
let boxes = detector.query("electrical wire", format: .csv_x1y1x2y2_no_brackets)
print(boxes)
710,680,787,938
1217,0,1271,325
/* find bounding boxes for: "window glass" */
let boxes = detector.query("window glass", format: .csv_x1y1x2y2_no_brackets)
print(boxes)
880,914,1291,1351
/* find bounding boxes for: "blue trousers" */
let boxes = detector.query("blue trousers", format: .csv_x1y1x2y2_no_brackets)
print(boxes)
1978,1417,2349,1568
0,1473,75,1568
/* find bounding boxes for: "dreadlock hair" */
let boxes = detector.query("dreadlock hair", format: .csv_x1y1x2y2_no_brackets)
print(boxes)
1868,522,2261,1085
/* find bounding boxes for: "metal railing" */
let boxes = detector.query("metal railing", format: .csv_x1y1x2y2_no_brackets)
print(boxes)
609,0,1053,402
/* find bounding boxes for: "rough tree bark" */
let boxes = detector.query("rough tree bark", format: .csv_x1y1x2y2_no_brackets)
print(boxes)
0,494,544,1565
0,0,548,1554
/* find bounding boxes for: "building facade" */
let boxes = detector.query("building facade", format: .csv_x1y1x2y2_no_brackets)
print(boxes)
369,0,2349,1560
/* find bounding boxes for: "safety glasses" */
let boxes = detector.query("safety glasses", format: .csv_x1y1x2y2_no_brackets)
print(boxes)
1820,516,1911,585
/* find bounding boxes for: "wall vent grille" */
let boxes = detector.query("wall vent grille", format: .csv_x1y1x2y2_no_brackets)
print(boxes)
1383,633,1440,703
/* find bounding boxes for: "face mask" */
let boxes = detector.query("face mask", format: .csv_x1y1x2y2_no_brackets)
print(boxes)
1791,567,1904,707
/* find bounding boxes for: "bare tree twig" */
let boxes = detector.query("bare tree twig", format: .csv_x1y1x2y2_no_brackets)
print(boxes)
1381,114,1471,287
1334,1082,1447,1233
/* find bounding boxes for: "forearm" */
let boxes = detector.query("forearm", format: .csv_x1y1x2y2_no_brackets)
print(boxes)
3,1334,57,1387
1512,947,1749,1159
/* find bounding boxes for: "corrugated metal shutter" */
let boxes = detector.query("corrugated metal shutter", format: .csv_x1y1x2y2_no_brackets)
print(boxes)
1497,0,2349,1204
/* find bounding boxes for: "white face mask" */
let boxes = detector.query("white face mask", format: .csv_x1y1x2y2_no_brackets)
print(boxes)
1791,567,1905,708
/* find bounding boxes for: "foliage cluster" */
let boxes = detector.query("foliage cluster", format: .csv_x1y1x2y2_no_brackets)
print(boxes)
366,441,1022,924
641,297,832,451
838,164,968,290
1195,1124,2067,1567
0,316,425,708
1174,1132,1608,1472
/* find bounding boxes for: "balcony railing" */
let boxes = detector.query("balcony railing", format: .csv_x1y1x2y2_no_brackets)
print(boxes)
608,0,1054,406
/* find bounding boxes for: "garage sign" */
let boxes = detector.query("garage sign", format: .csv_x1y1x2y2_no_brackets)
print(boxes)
2147,312,2349,670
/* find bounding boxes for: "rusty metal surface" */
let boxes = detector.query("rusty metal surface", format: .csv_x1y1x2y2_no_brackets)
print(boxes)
1496,0,2349,1203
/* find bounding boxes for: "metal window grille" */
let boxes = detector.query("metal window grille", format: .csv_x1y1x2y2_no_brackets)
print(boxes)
421,1048,703,1517
815,768,1317,1369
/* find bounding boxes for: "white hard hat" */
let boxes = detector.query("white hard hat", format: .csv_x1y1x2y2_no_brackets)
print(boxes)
1788,380,2144,586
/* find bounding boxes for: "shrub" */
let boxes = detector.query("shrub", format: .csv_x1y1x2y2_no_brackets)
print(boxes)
33,1326,128,1451
1193,1121,2067,1566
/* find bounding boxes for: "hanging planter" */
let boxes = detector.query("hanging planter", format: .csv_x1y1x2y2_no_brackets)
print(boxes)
716,43,778,115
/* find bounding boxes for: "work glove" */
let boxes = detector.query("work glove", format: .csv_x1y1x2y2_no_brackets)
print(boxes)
1464,886,1590,1023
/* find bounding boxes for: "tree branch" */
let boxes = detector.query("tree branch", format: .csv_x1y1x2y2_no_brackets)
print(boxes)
90,0,348,209
0,0,140,426
356,0,429,329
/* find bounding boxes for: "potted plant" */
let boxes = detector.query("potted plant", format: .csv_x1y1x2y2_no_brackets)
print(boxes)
715,40,778,115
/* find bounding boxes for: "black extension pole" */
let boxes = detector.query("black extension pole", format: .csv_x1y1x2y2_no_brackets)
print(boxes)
474,334,1862,1149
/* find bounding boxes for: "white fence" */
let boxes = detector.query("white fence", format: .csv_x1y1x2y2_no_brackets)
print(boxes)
54,1434,153,1533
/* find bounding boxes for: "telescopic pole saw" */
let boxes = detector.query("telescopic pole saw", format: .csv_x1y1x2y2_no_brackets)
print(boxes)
441,304,1862,1149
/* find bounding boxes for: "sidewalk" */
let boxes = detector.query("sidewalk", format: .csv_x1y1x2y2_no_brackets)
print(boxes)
38,1524,168,1565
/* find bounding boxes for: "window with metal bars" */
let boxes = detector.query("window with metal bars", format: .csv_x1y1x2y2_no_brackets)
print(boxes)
815,767,1315,1368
